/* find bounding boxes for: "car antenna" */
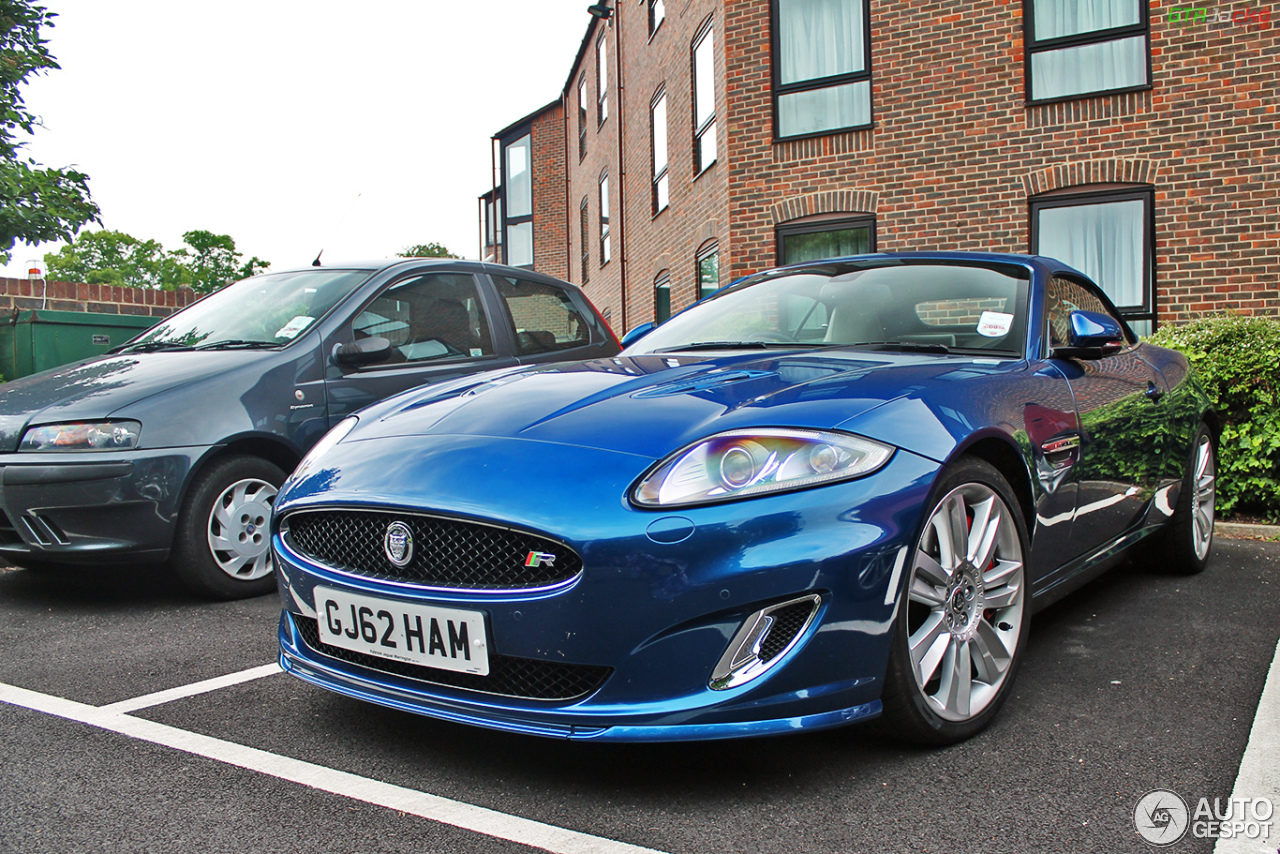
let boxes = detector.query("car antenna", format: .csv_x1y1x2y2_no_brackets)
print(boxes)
311,192,362,268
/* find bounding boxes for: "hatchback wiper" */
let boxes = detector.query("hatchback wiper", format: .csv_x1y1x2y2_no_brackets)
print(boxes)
109,340,195,354
194,339,281,350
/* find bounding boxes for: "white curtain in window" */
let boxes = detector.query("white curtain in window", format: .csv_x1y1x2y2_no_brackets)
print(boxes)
694,28,715,127
1033,0,1140,40
1031,35,1146,100
778,0,865,85
778,80,870,137
652,95,668,175
507,222,533,267
1037,199,1146,309
505,135,532,218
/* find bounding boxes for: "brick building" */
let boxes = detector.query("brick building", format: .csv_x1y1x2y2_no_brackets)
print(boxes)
484,0,1280,336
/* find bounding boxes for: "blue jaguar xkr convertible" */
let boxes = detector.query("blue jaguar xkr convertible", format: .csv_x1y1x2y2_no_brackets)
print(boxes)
273,252,1215,745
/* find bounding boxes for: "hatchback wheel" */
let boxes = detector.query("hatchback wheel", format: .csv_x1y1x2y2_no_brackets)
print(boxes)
172,454,285,599
879,458,1030,745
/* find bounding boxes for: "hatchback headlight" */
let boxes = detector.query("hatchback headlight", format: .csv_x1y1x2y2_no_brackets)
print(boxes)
632,428,894,507
19,420,142,452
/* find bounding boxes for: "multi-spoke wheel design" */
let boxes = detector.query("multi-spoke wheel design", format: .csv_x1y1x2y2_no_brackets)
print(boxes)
1160,422,1216,575
907,481,1025,722
880,457,1031,745
207,477,278,581
172,454,286,600
1190,432,1216,562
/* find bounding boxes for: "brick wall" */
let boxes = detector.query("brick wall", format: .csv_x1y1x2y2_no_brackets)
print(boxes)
567,16,625,329
0,278,197,316
531,103,570,281
504,0,1280,331
622,0,730,327
724,0,1280,324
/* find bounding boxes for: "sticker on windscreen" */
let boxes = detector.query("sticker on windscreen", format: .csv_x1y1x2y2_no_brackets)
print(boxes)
275,316,315,339
977,311,1013,338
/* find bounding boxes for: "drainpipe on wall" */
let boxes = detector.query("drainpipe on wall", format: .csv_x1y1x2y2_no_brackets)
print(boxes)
612,1,628,333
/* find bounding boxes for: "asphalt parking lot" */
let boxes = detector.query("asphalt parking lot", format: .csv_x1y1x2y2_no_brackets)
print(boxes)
2,537,1279,854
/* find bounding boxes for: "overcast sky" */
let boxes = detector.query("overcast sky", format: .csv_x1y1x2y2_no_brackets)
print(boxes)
3,0,590,277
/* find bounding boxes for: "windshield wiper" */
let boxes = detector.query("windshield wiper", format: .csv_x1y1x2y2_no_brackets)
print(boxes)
850,341,953,354
669,341,793,351
194,339,282,350
110,341,195,354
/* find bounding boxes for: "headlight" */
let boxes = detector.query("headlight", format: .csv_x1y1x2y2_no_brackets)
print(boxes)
285,416,359,486
632,428,894,507
19,420,141,452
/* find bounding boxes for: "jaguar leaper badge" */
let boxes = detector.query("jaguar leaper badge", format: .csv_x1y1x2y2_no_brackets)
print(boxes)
384,521,414,567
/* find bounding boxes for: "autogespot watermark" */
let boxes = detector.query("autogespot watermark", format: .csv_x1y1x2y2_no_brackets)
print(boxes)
1135,790,1275,846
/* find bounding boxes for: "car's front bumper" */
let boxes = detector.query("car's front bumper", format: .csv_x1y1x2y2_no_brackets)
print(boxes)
274,436,941,742
0,447,204,564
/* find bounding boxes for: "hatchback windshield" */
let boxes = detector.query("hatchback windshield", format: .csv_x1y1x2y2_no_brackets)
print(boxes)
627,260,1031,357
121,269,373,351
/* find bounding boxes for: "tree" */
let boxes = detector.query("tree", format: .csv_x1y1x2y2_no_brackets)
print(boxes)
43,228,269,292
0,1,99,263
170,230,269,294
397,242,459,259
44,229,168,287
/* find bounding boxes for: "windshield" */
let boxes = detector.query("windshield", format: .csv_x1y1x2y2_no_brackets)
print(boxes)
123,269,373,351
627,260,1031,357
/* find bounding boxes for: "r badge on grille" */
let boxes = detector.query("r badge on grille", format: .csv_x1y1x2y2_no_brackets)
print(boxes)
524,551,556,568
384,521,414,567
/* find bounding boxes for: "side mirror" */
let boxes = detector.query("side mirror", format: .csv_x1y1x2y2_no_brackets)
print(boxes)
1051,310,1125,360
332,336,392,367
620,322,656,348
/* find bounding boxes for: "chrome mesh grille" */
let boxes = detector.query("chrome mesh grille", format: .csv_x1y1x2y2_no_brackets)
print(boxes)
293,616,611,702
759,600,817,663
282,509,581,590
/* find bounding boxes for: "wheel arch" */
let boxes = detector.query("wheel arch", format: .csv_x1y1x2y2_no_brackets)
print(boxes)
181,435,302,505
951,435,1036,539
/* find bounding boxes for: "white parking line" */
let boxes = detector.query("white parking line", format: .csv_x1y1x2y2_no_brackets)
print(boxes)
0,680,669,854
99,663,282,714
1215,635,1280,854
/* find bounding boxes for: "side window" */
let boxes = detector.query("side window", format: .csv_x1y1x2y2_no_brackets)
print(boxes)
1045,275,1127,349
496,277,592,355
352,273,494,364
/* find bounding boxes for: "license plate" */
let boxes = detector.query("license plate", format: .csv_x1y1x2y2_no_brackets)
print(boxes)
313,586,489,676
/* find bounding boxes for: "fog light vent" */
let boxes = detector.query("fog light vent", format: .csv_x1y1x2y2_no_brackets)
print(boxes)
709,593,821,691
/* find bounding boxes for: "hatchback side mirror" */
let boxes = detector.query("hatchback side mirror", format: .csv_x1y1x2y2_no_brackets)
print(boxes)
620,322,656,348
1051,310,1126,360
332,336,392,367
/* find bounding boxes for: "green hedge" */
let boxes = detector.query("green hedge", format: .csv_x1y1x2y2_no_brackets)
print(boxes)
1150,313,1280,519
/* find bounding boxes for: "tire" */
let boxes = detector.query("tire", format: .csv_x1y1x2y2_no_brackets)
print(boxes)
1158,423,1216,575
171,454,285,600
878,457,1032,746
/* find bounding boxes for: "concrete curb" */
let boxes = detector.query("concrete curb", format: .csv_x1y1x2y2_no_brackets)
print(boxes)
1216,521,1280,541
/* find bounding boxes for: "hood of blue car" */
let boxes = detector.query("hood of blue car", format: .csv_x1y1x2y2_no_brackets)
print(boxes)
0,350,273,451
350,350,1024,461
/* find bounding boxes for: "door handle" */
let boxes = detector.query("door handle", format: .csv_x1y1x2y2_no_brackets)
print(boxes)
1041,435,1081,469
